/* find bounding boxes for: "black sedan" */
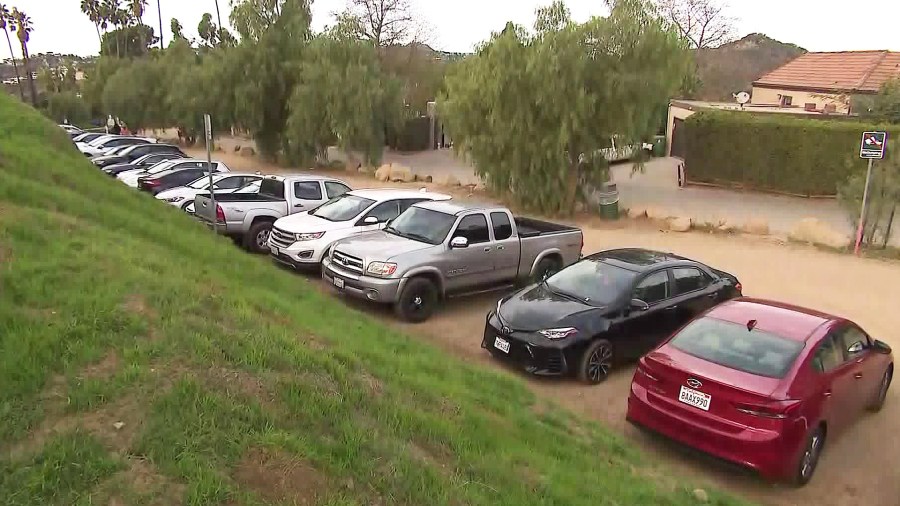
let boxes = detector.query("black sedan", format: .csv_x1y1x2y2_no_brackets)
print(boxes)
103,153,185,177
138,166,226,195
482,248,742,384
92,143,185,169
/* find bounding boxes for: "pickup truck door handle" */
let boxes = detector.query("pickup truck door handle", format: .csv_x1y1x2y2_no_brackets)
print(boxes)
294,204,304,208
483,247,492,252
497,245,505,251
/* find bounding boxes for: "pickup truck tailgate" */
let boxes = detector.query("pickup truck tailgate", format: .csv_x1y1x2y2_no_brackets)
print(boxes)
194,194,217,224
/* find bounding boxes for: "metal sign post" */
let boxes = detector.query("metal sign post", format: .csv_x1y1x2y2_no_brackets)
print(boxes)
854,131,888,255
204,114,217,235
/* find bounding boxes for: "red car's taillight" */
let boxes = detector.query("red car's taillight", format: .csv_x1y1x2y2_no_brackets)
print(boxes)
734,399,801,419
215,204,225,223
144,179,160,187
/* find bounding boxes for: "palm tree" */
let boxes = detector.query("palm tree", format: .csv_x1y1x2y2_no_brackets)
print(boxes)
80,0,103,45
9,8,36,106
100,0,122,57
127,0,147,52
0,3,24,101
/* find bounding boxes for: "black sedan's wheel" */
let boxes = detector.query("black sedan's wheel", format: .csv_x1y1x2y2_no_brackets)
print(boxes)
794,426,825,486
244,221,273,254
394,278,438,323
532,257,561,284
869,365,893,412
577,339,614,384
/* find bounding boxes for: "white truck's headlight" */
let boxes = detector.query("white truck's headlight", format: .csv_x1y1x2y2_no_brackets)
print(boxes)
295,232,325,241
538,328,578,340
366,262,397,277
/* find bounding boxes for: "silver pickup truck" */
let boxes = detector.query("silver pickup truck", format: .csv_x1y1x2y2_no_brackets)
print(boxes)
321,200,583,322
195,174,351,253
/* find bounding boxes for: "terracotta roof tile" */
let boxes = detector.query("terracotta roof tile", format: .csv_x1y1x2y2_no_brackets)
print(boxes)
753,51,900,93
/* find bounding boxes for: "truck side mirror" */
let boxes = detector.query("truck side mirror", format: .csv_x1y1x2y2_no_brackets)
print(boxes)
450,237,469,249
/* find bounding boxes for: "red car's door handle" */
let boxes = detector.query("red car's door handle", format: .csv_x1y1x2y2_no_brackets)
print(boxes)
824,391,833,397
854,373,863,379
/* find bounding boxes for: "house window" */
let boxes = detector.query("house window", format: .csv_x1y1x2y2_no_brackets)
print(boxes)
780,95,793,107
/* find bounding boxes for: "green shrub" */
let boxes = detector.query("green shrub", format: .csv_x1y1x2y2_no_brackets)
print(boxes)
683,110,900,196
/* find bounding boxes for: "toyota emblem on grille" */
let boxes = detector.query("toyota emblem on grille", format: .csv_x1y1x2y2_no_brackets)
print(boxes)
686,378,702,389
501,326,511,335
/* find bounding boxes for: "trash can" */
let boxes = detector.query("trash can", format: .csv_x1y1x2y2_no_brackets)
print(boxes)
597,183,619,220
652,135,667,157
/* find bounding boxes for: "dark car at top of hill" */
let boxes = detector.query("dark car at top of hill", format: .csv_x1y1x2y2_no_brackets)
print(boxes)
627,298,893,486
483,248,742,383
91,143,185,169
102,152,187,177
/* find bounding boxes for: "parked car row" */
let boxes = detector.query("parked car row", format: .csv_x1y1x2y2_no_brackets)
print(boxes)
82,125,890,489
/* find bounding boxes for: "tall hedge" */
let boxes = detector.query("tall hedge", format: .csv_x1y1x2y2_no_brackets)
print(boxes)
683,110,899,196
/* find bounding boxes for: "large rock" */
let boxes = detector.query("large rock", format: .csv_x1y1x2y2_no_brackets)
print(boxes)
627,207,646,219
645,207,671,221
742,218,770,235
239,146,256,157
389,165,414,183
668,217,692,232
789,218,849,250
374,164,392,182
443,174,461,187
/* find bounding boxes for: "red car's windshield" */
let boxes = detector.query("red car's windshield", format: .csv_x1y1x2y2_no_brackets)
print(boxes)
669,317,806,379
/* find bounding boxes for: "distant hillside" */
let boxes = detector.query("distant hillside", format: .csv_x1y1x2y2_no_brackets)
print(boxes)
693,33,807,102
1,53,95,81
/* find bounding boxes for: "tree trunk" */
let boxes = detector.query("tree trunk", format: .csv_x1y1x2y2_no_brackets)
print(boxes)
4,31,25,102
883,204,897,249
157,0,164,49
94,23,102,45
20,44,37,107
214,0,223,32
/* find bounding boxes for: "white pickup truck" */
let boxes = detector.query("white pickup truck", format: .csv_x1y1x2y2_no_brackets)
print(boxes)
195,174,352,253
268,188,452,270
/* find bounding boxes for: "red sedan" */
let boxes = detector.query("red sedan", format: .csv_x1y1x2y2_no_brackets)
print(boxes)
626,298,893,485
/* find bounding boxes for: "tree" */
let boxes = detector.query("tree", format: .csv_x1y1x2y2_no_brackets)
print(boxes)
156,0,162,48
861,79,900,124
46,91,91,125
100,24,156,58
80,0,104,45
9,8,37,106
127,0,148,49
654,0,735,49
839,155,900,249
170,17,185,42
338,0,416,47
440,0,692,214
0,3,24,101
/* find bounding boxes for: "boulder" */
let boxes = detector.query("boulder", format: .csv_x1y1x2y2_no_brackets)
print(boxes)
239,146,256,157
627,207,646,219
742,218,770,235
692,488,709,503
374,164,392,182
389,165,414,183
233,145,241,153
789,218,849,250
443,174,461,187
645,207,671,221
668,216,692,232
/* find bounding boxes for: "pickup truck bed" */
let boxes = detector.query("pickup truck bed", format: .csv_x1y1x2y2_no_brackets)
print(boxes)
515,217,578,238
195,192,283,203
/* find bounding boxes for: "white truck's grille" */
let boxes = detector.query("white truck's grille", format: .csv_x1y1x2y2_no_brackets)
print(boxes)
269,227,295,249
331,250,364,274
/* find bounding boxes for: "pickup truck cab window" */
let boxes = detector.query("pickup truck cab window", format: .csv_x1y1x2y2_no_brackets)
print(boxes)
490,212,513,240
259,179,284,199
294,181,323,200
453,214,490,244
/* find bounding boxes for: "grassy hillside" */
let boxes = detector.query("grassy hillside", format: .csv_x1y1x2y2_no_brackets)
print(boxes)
694,34,806,102
0,94,748,506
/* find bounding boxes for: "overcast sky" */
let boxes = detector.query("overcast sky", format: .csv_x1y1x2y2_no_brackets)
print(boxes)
7,0,900,57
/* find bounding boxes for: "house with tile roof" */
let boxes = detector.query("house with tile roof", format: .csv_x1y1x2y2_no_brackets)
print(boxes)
751,50,900,114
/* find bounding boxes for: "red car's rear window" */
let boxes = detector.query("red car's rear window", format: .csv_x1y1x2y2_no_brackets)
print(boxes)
669,317,806,379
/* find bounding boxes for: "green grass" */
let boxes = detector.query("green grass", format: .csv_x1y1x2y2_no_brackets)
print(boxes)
0,94,752,505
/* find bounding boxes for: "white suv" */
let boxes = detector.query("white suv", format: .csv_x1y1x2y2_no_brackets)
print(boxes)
268,188,452,269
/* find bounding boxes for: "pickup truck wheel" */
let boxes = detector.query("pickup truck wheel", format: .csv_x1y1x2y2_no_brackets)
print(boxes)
244,222,273,254
533,257,561,284
394,278,438,323
577,339,614,384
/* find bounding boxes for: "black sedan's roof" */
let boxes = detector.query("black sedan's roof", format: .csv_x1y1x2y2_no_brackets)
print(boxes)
590,248,698,272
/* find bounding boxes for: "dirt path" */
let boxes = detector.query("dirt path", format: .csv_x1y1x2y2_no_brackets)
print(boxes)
191,146,900,505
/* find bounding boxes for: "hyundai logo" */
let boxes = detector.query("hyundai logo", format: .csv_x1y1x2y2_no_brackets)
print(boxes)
686,378,702,389
501,326,511,335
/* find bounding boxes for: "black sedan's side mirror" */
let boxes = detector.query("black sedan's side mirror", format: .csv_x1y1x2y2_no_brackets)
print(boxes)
630,299,650,311
873,340,892,355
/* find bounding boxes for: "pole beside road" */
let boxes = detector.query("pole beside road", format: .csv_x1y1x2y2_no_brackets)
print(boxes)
854,131,888,255
205,114,217,235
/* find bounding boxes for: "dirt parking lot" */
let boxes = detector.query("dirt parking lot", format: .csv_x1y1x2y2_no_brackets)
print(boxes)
195,146,900,505
321,222,900,506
